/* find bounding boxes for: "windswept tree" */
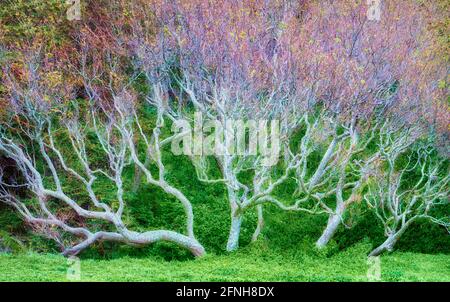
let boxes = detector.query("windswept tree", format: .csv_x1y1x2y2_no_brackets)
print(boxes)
0,45,206,257
285,0,449,248
143,0,330,251
0,0,447,257
125,0,449,251
365,128,449,256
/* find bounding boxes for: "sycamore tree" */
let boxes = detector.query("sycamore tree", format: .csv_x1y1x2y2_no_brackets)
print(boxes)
295,0,449,248
0,0,447,256
142,0,448,251
365,127,449,256
146,0,333,251
0,42,206,257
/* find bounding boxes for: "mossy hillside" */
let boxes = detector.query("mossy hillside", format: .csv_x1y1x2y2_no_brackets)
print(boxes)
0,242,449,281
0,108,448,260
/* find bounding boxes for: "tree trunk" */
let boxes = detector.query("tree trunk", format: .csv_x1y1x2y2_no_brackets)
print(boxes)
368,223,413,257
368,220,415,257
62,230,206,258
316,203,346,249
369,234,399,257
132,163,142,193
251,205,264,242
130,230,205,258
308,138,337,190
131,134,144,193
226,210,243,252
132,149,152,193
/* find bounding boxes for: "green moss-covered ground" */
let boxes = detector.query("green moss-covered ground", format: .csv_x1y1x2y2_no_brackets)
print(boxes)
0,242,449,282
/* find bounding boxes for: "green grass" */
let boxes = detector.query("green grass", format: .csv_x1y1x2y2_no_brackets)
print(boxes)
0,242,449,282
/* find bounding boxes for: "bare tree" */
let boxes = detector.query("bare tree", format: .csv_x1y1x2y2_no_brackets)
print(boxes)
0,50,205,257
365,128,449,256
306,117,379,248
291,0,449,249
59,0,449,254
137,0,448,252
154,0,332,251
